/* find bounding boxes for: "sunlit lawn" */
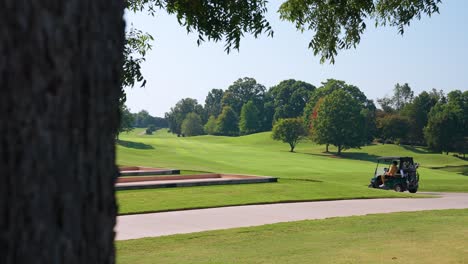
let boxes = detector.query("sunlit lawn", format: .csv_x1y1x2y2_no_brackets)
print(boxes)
116,129,468,214
117,209,468,264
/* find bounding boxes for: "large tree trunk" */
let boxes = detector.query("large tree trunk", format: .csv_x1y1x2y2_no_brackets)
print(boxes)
0,1,124,263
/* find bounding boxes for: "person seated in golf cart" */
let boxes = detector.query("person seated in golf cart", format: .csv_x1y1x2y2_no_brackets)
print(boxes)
379,160,398,187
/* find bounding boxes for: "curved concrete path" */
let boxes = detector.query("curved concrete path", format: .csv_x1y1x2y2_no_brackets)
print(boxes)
116,192,468,240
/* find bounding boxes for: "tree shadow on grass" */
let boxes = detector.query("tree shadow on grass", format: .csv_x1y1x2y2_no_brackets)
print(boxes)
287,178,323,183
400,145,436,154
430,165,468,176
116,140,154,150
450,153,467,162
339,152,381,163
297,151,380,163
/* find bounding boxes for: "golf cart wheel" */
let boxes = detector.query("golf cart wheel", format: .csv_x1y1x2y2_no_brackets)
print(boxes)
408,188,418,193
394,184,403,192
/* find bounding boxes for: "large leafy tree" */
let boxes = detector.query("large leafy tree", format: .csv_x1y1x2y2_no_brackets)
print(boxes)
269,79,316,121
446,90,468,121
311,90,366,155
165,98,204,136
126,0,273,52
2,0,442,262
272,118,307,152
424,103,461,154
239,101,261,135
304,79,376,144
304,80,372,124
279,0,441,63
261,92,276,131
377,114,411,143
121,27,153,90
181,113,204,137
127,0,441,63
424,90,467,155
221,77,266,115
400,91,440,144
204,88,225,119
447,89,468,158
216,106,239,136
204,116,218,135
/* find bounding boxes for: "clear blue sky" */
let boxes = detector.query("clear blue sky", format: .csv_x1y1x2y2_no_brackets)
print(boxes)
125,1,468,117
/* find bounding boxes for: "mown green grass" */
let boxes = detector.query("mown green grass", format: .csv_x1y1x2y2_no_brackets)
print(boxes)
117,209,468,264
434,165,468,176
116,129,468,214
118,179,424,215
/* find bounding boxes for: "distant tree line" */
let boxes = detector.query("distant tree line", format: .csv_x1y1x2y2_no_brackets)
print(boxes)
165,77,315,137
375,85,467,157
119,109,168,134
164,77,467,157
132,110,167,128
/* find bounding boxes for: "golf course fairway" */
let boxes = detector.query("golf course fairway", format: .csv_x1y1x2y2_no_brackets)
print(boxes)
116,129,467,214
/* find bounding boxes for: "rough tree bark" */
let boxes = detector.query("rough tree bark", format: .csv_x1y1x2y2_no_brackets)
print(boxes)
0,1,124,263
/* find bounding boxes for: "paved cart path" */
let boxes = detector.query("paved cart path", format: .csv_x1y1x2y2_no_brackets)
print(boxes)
116,192,468,240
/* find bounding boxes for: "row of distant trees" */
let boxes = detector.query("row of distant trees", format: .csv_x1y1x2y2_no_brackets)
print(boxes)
119,109,168,134
273,82,467,157
165,77,315,136
376,85,467,156
164,77,467,156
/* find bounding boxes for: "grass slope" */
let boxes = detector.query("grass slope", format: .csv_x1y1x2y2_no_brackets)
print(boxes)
117,129,468,214
117,209,468,264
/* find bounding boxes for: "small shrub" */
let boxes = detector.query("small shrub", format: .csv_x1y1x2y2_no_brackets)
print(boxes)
145,125,156,135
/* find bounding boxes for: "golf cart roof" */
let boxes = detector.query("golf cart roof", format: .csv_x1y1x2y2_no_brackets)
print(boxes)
377,156,413,161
